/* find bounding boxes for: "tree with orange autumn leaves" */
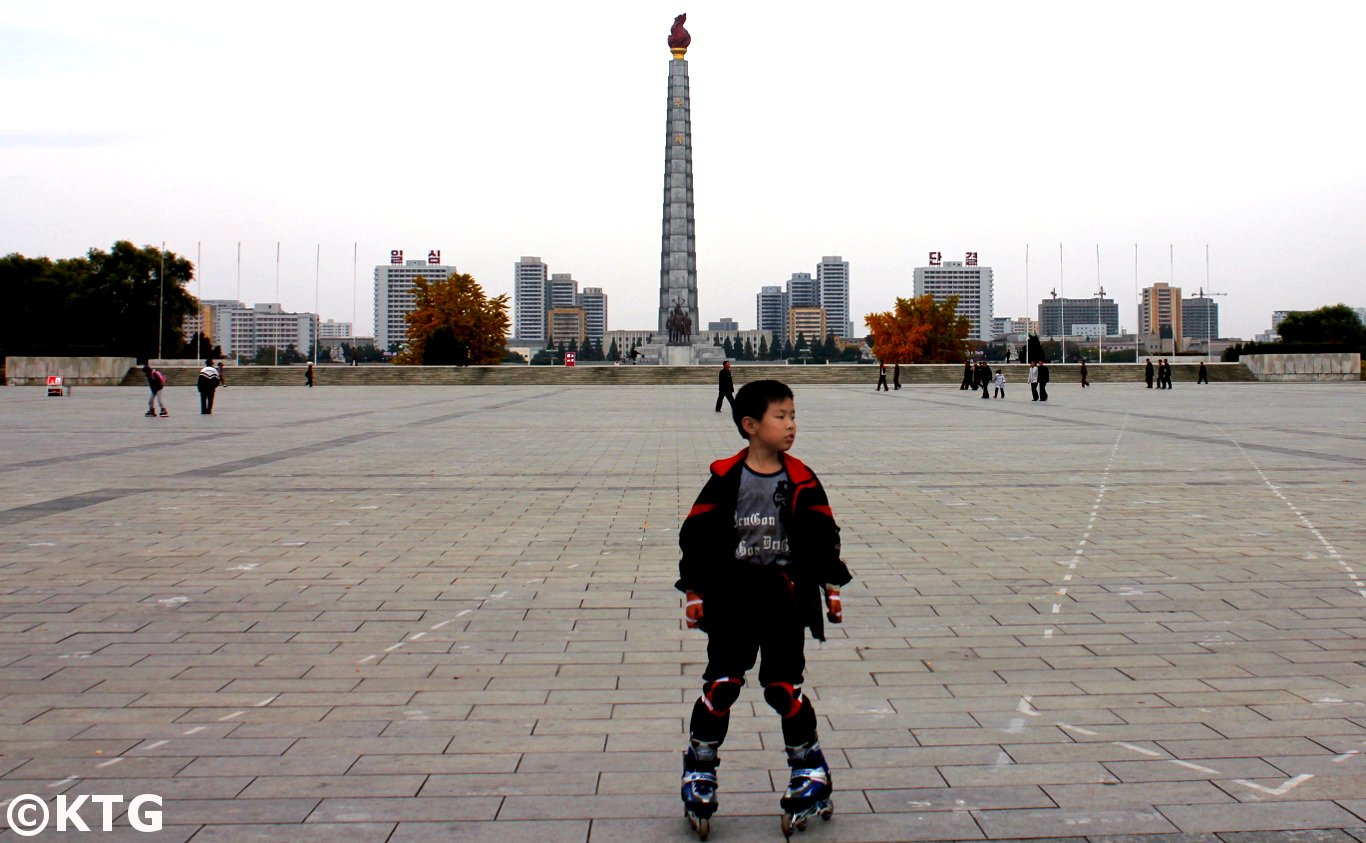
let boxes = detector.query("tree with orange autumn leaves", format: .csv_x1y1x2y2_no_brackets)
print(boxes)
864,294,971,364
394,272,510,365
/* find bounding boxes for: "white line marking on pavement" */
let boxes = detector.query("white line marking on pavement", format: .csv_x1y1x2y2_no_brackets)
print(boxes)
218,710,245,721
1115,742,1163,757
255,695,277,707
1051,603,1061,614
431,620,451,630
455,609,472,618
182,726,205,736
142,740,169,751
409,632,427,640
1332,751,1359,763
48,776,79,788
1171,760,1221,775
384,643,404,652
1233,774,1313,796
96,757,123,768
1016,697,1040,716
1043,628,1054,639
357,654,377,664
1058,723,1099,737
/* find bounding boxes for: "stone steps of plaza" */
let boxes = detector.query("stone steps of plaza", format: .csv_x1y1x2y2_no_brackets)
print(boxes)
123,362,1257,387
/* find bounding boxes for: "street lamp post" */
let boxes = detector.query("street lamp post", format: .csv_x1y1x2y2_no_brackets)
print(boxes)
1195,286,1228,361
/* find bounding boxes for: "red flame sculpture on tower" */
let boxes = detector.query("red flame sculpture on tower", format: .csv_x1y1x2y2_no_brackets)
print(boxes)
668,13,690,59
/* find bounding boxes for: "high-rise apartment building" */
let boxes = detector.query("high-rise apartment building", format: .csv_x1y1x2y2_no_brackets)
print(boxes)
787,273,818,308
375,252,455,351
197,301,318,359
1037,297,1120,337
318,320,353,340
1139,282,1183,347
817,256,852,339
513,257,549,344
787,306,827,347
914,258,994,341
756,286,788,346
547,274,578,310
577,287,608,340
1182,295,1219,342
546,307,587,347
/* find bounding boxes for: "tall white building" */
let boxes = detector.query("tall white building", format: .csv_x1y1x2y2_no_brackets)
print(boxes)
577,287,608,340
787,273,818,308
374,251,455,352
816,256,853,339
547,274,578,310
913,257,994,342
513,257,549,344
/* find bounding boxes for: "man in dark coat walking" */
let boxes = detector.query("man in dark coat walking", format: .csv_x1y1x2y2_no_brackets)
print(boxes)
197,359,222,415
876,361,889,392
978,361,991,399
893,363,901,390
1037,361,1051,402
961,361,973,390
1145,359,1155,388
715,360,734,412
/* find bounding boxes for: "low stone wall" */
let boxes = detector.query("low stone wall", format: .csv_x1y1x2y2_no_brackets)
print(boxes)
1241,353,1361,382
5,356,138,386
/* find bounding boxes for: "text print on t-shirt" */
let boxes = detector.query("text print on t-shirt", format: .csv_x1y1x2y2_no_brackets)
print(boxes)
733,470,792,566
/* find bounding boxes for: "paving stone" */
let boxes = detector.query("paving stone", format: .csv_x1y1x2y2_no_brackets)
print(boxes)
2,383,1365,842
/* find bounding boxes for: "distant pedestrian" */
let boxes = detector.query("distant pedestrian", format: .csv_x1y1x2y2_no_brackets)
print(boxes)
1029,361,1040,401
1037,361,1050,402
993,369,1005,398
1198,361,1208,384
876,362,889,392
716,360,735,412
1079,360,1089,388
960,361,972,390
197,359,222,415
1144,359,1155,388
978,362,991,399
893,363,901,390
1159,359,1172,389
305,361,315,388
143,364,168,417
214,360,226,387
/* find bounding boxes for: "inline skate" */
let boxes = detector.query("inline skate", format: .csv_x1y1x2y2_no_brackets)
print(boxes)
681,738,720,840
780,740,833,838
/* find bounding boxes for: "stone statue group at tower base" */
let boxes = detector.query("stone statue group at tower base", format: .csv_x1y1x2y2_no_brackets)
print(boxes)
633,340,728,366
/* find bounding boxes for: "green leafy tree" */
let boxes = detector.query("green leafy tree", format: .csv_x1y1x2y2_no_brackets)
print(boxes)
1277,304,1366,347
394,271,510,365
0,242,197,359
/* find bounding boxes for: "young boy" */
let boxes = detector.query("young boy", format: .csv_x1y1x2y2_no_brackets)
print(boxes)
676,380,852,837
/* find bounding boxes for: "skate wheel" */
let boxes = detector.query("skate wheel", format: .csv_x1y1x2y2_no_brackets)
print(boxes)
781,813,794,839
697,816,710,840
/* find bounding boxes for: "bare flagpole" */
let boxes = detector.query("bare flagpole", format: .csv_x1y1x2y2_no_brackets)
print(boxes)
313,244,321,364
1096,243,1103,364
1134,243,1140,361
235,241,241,365
195,241,203,362
1024,243,1030,364
1058,243,1065,363
157,242,166,361
274,242,281,367
352,241,358,362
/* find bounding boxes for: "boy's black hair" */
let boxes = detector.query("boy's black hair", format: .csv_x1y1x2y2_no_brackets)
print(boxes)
731,379,794,439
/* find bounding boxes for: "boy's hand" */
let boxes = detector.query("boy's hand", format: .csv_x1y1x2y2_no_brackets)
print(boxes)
824,586,843,624
684,591,704,629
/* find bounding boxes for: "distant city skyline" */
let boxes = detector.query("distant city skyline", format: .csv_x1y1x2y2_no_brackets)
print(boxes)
3,4,1363,342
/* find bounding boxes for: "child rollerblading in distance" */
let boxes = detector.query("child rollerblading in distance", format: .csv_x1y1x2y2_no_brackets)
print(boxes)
677,379,852,839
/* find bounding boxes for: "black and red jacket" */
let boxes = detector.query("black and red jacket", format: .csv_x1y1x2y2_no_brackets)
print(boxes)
677,448,852,641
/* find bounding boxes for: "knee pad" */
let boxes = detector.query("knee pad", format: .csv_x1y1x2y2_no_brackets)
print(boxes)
701,677,743,716
763,682,804,719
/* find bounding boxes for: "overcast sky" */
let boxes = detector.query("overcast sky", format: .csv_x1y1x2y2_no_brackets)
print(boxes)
3,1,1363,340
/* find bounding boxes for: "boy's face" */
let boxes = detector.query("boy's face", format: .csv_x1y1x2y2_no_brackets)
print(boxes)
743,398,796,452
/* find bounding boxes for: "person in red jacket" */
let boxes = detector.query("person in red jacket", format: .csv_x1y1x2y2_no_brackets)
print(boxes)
676,379,852,837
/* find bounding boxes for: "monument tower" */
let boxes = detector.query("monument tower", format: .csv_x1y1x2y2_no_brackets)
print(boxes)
659,13,697,341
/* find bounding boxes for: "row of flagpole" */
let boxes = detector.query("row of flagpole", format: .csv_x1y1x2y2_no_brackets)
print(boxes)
1021,243,1218,363
162,240,361,364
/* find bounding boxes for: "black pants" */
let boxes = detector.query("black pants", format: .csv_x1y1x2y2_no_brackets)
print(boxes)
689,609,815,748
1030,383,1039,401
877,375,888,391
1038,382,1049,401
715,392,733,412
199,389,215,414
981,382,990,398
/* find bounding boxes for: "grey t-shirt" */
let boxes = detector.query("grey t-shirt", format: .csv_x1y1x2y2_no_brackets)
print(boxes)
733,465,792,567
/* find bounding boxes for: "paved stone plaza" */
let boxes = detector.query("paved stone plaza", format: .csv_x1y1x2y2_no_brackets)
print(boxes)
1,381,1364,842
